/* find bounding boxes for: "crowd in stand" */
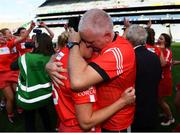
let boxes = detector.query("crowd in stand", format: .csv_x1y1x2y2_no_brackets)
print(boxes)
0,8,180,132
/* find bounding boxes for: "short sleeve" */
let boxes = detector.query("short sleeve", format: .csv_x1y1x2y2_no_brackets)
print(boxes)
72,86,97,104
6,39,15,49
89,47,123,80
165,49,172,65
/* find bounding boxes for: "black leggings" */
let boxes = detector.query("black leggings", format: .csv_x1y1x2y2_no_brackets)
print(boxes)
24,106,52,132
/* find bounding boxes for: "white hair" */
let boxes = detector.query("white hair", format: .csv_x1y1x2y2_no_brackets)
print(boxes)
126,25,147,47
78,9,113,36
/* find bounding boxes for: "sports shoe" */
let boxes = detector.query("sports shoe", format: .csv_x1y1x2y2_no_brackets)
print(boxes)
0,99,6,108
8,113,15,124
8,117,15,124
161,117,175,126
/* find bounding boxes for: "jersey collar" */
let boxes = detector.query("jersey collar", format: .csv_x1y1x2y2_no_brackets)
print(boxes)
134,45,143,50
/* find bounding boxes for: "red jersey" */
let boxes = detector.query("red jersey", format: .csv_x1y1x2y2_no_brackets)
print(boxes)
0,41,18,71
52,48,100,132
7,37,32,56
161,48,172,77
146,44,161,58
89,35,136,131
158,48,173,96
16,38,33,56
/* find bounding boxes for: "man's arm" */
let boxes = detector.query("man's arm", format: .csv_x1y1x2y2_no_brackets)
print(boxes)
75,87,135,131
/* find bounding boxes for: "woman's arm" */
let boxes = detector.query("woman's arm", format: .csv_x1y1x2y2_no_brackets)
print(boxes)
14,21,35,44
173,60,180,66
122,18,131,38
39,22,54,39
75,87,135,131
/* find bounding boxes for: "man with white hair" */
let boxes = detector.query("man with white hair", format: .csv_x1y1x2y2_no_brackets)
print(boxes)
126,25,162,131
67,9,136,132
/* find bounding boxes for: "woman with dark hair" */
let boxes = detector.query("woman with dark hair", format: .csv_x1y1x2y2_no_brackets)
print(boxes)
33,33,54,55
157,33,175,126
146,27,155,45
15,33,54,131
145,27,166,66
158,33,172,48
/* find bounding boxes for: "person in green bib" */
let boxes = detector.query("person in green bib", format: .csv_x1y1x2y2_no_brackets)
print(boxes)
14,33,55,131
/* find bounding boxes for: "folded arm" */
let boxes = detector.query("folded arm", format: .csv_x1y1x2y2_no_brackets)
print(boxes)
75,87,135,131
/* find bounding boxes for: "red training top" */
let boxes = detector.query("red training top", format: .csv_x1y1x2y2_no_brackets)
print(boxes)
89,35,136,131
52,48,101,132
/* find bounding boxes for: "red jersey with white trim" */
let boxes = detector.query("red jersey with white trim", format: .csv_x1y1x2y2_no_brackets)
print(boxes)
0,41,18,71
146,44,161,58
158,48,173,96
52,48,100,132
89,35,136,131
7,37,32,56
161,48,172,77
16,38,33,56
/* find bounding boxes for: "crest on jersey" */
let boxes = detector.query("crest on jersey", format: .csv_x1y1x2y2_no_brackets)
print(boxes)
56,52,64,60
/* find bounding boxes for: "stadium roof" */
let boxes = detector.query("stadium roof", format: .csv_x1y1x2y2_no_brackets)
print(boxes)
35,0,180,26
37,0,180,14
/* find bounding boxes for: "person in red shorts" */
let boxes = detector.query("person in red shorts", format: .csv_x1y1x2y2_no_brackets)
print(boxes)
52,41,135,132
0,34,19,123
66,9,136,132
157,33,175,126
0,32,8,109
0,23,34,123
